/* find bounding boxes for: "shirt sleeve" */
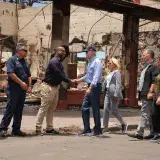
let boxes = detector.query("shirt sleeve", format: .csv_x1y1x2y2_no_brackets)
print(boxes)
91,61,102,87
81,75,87,82
114,71,122,97
7,58,15,74
50,61,71,83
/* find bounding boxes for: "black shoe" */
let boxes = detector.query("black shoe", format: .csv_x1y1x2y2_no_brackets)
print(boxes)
46,129,59,135
122,124,128,133
36,130,43,136
12,130,27,137
150,135,160,141
89,131,103,137
0,130,8,137
127,133,143,140
144,134,154,140
77,130,91,136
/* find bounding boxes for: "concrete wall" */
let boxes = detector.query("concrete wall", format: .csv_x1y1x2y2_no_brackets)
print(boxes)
0,2,18,36
16,1,160,77
18,4,52,77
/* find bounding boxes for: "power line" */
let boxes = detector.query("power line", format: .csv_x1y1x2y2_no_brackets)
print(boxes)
87,13,109,44
99,10,123,21
18,3,52,32
71,7,80,14
0,3,52,41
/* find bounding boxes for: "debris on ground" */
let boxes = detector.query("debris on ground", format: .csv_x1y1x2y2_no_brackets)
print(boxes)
59,125,82,135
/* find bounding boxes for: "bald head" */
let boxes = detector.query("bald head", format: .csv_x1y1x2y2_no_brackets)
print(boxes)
55,46,66,59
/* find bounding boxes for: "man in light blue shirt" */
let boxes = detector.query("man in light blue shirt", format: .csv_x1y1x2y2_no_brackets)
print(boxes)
76,46,103,136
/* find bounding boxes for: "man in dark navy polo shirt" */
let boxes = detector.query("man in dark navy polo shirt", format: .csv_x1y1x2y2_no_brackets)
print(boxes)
35,46,74,135
0,43,31,137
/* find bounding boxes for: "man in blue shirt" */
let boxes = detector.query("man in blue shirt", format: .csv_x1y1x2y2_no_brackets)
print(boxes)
0,43,31,137
76,46,103,136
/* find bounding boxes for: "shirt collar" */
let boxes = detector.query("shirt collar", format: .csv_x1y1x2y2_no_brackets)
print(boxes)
14,54,24,61
54,56,62,61
89,56,96,63
144,60,154,68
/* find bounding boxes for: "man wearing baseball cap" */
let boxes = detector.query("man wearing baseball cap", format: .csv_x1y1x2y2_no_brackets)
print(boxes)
0,43,31,137
76,46,103,136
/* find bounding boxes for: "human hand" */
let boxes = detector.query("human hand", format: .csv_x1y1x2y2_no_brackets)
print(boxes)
147,93,154,100
70,79,77,84
20,82,27,90
156,97,160,105
85,88,91,96
27,86,32,93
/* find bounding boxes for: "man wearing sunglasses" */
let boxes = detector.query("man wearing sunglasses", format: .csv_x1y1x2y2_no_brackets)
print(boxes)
0,43,31,137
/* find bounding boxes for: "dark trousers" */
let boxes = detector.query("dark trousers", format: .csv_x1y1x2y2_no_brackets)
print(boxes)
82,84,101,133
0,86,26,132
152,101,160,134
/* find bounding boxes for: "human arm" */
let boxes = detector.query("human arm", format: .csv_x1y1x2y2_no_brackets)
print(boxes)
7,58,27,90
114,71,122,98
76,75,87,83
50,61,71,83
27,77,32,93
155,74,160,105
147,66,159,99
8,73,27,90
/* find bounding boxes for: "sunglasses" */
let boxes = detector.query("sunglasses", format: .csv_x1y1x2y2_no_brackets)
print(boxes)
22,49,27,52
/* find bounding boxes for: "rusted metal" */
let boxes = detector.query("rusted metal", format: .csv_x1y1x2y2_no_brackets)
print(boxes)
122,15,139,107
52,0,159,107
69,0,160,21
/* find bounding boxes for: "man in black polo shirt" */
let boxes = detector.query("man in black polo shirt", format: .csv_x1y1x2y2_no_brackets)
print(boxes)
35,46,73,135
0,43,31,137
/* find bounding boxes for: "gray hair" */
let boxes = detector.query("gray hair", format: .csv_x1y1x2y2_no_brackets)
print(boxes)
146,49,155,59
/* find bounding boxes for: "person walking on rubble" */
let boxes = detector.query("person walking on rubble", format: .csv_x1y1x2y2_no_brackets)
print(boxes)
0,43,32,137
35,46,74,135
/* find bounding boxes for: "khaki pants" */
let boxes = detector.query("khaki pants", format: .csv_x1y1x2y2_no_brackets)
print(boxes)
36,82,59,131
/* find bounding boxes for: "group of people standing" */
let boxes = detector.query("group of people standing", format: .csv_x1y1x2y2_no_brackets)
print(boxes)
0,43,159,141
128,50,160,142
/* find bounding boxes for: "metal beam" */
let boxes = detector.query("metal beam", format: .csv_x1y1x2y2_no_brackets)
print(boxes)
121,15,139,107
70,0,160,21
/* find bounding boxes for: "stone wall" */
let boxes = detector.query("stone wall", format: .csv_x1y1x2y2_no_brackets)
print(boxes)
0,2,18,36
16,1,160,77
18,4,52,77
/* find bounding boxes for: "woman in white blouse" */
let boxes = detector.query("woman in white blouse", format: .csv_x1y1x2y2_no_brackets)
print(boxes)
103,58,127,133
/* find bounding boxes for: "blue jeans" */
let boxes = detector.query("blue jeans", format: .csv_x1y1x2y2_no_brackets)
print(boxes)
82,84,101,133
0,85,26,132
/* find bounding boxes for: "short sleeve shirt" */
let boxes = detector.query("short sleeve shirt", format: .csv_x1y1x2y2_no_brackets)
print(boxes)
7,55,31,87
